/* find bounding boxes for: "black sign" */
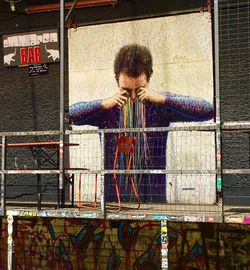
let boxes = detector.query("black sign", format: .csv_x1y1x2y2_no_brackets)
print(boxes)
29,64,48,76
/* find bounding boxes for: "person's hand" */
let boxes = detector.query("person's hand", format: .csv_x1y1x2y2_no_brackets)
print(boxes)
136,87,166,105
101,90,128,109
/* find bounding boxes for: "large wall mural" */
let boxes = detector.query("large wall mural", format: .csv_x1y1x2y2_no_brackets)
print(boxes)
12,218,161,270
1,218,250,269
68,12,216,205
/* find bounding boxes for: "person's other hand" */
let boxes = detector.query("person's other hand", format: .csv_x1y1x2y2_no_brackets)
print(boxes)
136,87,165,105
101,90,128,109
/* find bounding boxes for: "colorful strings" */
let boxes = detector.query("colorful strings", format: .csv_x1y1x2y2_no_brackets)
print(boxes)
119,98,151,199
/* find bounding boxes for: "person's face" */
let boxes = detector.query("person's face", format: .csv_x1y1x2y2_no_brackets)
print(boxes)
118,72,148,101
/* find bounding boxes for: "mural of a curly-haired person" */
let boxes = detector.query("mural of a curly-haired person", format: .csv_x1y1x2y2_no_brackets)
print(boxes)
69,44,213,203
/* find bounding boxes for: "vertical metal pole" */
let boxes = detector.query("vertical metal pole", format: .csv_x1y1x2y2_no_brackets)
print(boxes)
7,215,14,270
100,130,106,218
59,0,65,207
214,0,223,220
161,220,168,270
214,2,221,154
37,148,42,210
1,136,6,216
216,223,220,270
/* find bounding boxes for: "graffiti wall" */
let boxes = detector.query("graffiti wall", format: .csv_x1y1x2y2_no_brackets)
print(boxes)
1,218,250,269
13,218,161,270
168,222,250,269
0,219,7,270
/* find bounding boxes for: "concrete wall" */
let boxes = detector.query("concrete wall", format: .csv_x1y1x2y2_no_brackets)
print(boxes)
219,0,250,205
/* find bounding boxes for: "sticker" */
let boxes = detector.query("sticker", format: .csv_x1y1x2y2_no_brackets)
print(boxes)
7,236,12,244
7,215,14,224
82,213,97,218
168,215,184,221
225,216,243,224
184,215,203,222
19,210,37,217
153,215,169,220
217,178,222,190
7,210,19,216
131,215,146,219
243,216,250,224
207,216,215,222
161,226,167,233
8,224,13,234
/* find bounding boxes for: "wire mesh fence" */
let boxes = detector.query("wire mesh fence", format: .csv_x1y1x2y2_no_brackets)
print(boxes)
221,122,250,212
67,125,219,218
218,0,250,209
0,124,222,218
0,131,62,212
219,0,250,124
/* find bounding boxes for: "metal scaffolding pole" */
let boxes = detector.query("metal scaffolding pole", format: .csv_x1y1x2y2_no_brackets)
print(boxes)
1,136,6,216
214,0,223,219
59,0,65,207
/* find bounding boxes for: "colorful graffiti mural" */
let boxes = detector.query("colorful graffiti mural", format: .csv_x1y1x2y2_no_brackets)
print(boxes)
12,218,161,270
168,222,250,270
1,218,250,269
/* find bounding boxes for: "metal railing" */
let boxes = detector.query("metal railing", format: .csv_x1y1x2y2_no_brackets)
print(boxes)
0,123,224,221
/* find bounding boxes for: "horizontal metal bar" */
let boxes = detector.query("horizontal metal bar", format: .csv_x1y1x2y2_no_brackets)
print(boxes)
0,130,60,137
65,169,101,174
219,1,250,9
25,0,118,14
6,208,103,219
5,207,223,223
223,169,250,174
222,121,250,131
0,169,217,175
0,122,247,138
103,126,216,133
65,129,99,135
66,124,217,135
104,169,217,174
1,170,60,174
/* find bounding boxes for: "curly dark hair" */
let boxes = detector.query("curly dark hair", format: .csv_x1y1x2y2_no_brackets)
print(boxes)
114,44,153,83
